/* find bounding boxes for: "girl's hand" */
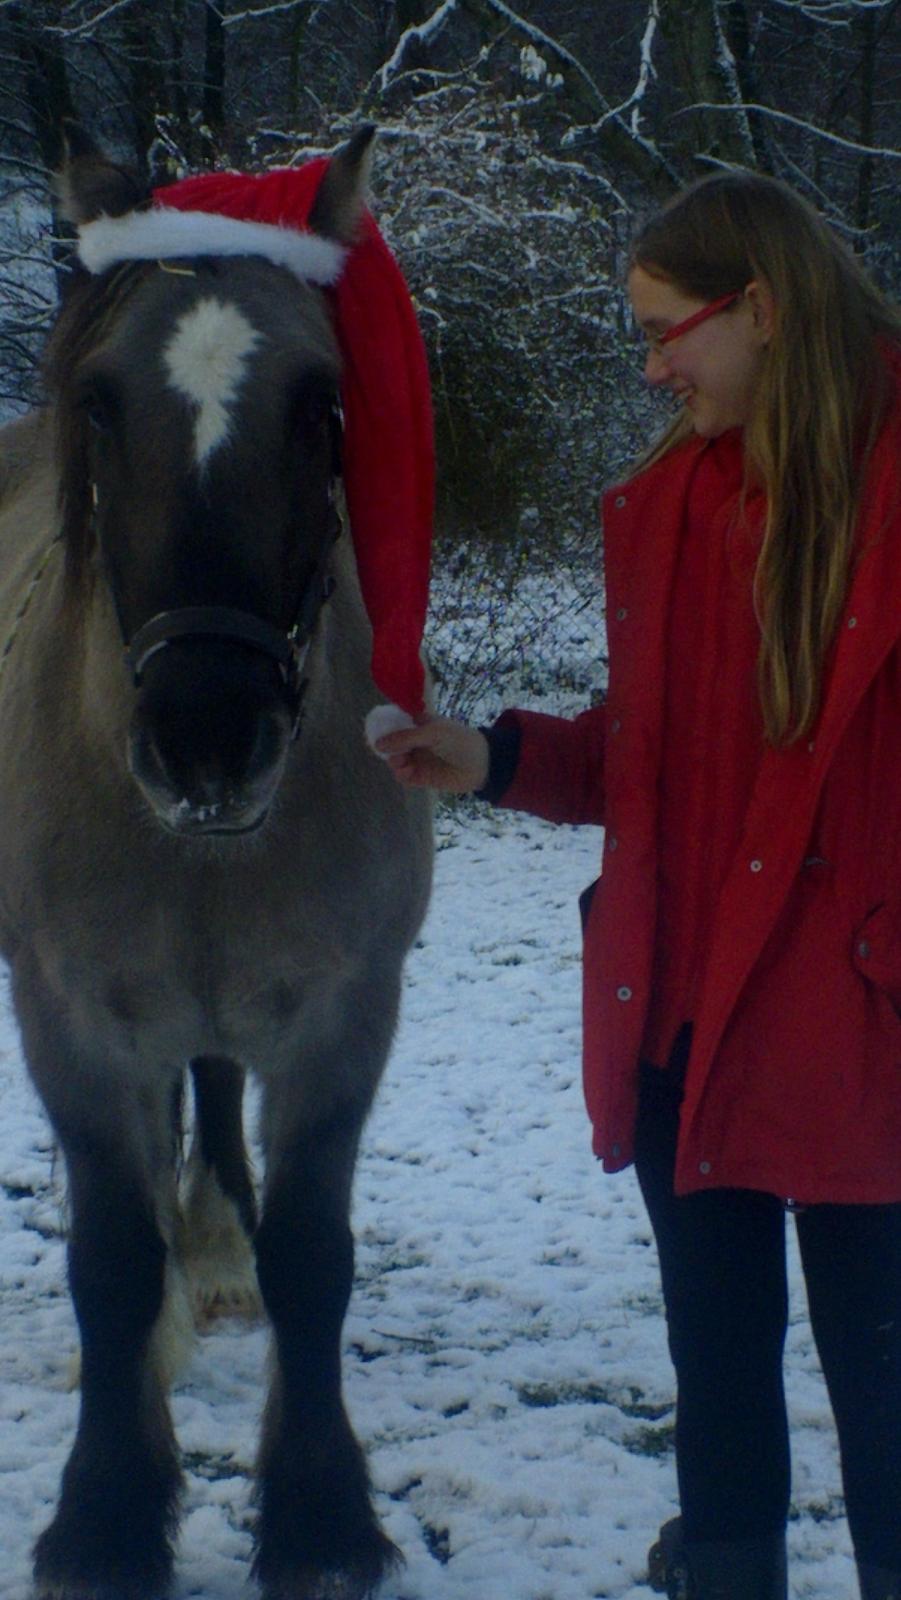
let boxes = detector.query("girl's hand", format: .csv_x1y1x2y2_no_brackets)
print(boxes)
375,716,490,793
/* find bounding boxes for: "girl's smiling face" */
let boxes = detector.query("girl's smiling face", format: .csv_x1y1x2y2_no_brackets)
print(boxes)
628,264,773,437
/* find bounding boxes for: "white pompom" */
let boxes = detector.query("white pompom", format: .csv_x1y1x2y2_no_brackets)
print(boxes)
365,704,415,757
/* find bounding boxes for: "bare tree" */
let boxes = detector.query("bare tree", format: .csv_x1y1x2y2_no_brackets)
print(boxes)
4,0,901,537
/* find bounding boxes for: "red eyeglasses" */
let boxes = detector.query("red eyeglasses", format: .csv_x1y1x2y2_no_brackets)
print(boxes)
646,290,744,356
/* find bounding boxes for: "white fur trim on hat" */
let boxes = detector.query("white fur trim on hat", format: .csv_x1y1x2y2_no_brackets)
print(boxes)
364,704,415,757
77,208,346,285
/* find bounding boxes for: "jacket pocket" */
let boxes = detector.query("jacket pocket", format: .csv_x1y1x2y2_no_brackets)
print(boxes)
852,902,901,1018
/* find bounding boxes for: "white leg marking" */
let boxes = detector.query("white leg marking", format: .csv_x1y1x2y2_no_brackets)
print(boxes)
163,297,262,465
67,1215,197,1394
149,1250,198,1390
182,1140,262,1328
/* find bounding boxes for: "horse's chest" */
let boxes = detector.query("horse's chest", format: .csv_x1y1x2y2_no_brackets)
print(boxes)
38,888,358,1072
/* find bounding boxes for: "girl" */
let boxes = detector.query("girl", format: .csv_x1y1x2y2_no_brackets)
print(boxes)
376,173,901,1600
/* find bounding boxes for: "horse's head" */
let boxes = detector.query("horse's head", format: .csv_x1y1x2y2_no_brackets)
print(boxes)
50,127,373,836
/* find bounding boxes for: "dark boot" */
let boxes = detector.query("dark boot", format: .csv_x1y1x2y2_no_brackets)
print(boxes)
647,1516,788,1599
858,1564,901,1600
648,1519,687,1594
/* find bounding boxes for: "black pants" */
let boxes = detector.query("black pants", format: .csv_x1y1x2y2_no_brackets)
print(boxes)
633,1054,901,1568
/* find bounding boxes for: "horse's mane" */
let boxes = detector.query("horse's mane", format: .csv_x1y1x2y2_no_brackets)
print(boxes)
45,260,150,395
45,261,152,589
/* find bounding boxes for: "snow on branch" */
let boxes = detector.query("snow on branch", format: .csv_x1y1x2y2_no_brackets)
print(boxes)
577,0,659,141
455,0,676,184
43,0,141,37
224,0,319,27
687,101,901,161
768,0,896,14
472,0,611,108
631,1,660,137
374,0,461,95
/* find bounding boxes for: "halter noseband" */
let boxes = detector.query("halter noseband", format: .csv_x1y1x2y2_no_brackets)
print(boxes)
122,488,341,740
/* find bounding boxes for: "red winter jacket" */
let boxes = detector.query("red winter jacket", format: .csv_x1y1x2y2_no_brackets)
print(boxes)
495,366,901,1203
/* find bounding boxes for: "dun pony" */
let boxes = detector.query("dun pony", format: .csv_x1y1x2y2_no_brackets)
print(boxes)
0,126,432,1600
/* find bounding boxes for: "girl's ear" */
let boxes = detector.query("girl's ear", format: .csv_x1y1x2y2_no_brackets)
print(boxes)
746,279,776,345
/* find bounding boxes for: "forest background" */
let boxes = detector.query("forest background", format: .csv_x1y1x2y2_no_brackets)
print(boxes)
2,0,901,706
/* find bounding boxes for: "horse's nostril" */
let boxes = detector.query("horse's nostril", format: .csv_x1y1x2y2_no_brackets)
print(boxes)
247,708,287,780
191,766,231,808
128,690,291,835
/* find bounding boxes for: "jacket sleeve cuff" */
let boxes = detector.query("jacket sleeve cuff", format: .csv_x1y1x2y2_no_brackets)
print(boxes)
473,715,522,804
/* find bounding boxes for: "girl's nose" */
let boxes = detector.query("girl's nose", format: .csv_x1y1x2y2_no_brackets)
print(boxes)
644,346,671,386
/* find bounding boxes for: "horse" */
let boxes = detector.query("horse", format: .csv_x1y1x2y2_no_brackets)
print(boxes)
0,126,433,1600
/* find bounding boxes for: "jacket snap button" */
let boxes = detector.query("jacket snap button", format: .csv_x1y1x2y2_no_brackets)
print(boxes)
610,717,622,734
858,940,871,959
615,494,627,508
607,835,618,852
699,1161,712,1175
616,606,628,621
616,985,632,1002
847,616,857,629
611,1142,622,1158
750,858,763,873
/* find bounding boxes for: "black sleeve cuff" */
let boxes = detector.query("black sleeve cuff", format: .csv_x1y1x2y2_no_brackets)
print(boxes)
473,720,522,804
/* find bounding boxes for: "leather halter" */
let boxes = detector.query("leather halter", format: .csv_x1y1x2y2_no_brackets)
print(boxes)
123,493,341,740
118,403,345,740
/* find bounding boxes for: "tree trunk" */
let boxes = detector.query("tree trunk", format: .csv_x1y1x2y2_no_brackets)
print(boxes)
123,8,166,168
8,1,75,173
202,0,226,138
721,0,771,170
657,0,756,168
856,4,877,238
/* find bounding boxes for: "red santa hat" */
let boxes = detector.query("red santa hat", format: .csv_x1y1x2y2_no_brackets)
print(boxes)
77,154,433,720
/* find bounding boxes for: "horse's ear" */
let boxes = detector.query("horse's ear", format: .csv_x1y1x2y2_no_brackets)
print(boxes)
55,122,149,226
307,125,376,245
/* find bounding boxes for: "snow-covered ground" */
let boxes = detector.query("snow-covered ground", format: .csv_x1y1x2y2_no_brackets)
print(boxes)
0,800,860,1600
0,565,861,1598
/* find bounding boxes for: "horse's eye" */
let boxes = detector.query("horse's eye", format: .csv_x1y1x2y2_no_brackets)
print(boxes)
80,381,115,435
290,385,332,441
88,403,110,434
302,394,330,431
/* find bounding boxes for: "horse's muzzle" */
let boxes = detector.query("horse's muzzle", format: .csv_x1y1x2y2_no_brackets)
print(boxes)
127,639,294,837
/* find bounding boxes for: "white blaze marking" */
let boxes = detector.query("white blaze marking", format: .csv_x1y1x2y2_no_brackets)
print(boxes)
163,298,262,465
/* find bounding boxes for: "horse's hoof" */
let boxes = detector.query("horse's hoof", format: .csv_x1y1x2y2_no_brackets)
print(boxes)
35,1587,168,1600
191,1274,264,1328
256,1532,402,1600
33,1514,174,1600
34,1577,171,1600
182,1176,263,1329
34,1566,172,1600
259,1572,388,1600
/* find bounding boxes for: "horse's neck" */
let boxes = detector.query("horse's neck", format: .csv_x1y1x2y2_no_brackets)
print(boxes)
0,411,63,645
0,409,51,504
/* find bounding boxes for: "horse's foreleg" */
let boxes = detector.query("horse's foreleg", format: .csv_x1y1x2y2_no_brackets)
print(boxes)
12,959,183,1600
252,1097,398,1600
32,1145,182,1600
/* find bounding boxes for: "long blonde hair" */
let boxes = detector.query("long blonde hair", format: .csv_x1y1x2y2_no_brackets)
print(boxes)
631,172,901,745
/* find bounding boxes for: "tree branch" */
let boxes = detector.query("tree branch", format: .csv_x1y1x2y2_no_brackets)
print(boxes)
456,0,679,190
686,99,901,159
372,0,460,93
